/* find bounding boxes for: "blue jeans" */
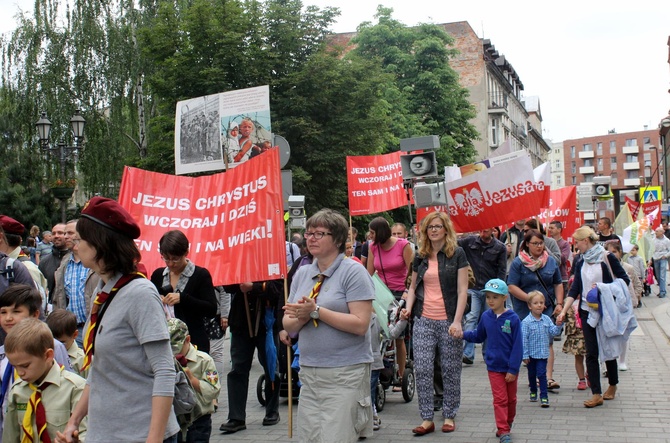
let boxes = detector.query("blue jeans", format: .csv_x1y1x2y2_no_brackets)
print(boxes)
370,369,380,411
654,258,668,296
463,289,486,361
163,434,178,443
527,358,548,399
178,414,211,443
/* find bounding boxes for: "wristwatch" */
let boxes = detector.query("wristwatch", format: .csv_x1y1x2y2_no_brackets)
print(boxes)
309,305,321,320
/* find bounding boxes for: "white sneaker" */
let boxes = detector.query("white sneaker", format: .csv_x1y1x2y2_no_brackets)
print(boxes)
619,362,628,371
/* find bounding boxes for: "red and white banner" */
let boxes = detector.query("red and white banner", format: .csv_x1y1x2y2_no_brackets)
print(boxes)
118,149,287,285
347,152,405,215
537,186,579,240
445,155,548,232
625,196,661,229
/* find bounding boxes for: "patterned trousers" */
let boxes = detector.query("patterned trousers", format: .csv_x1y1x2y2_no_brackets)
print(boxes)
413,316,463,420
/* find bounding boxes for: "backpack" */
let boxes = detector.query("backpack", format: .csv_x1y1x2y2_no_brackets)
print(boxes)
173,358,202,438
0,257,16,295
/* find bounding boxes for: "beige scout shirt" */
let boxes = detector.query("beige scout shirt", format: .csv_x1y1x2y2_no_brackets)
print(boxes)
184,344,220,416
67,341,88,380
2,362,87,442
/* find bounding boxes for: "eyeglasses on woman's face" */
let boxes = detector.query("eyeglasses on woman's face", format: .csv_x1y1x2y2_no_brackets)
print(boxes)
528,240,544,247
161,255,184,263
304,231,332,240
427,225,444,232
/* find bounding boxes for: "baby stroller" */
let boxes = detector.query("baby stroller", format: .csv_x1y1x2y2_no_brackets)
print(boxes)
257,338,300,405
376,299,415,412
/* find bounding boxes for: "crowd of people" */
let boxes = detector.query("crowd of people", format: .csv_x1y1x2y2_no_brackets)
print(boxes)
0,205,649,443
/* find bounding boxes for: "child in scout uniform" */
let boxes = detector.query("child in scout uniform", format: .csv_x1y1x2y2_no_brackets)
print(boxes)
168,318,221,443
460,279,522,443
2,318,87,442
45,309,88,379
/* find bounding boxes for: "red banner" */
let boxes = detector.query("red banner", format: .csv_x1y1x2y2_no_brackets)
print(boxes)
347,152,405,215
118,149,287,285
625,196,661,229
537,186,579,240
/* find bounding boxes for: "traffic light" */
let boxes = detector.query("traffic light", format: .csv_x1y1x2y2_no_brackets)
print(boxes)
400,151,438,180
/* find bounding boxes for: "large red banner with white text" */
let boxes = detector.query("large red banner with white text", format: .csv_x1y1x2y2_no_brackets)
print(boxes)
347,152,405,215
118,149,287,285
536,186,579,241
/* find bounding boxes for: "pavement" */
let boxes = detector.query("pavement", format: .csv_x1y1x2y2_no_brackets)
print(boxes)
208,290,670,443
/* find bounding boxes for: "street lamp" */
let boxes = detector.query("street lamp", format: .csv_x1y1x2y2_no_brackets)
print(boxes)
36,110,86,222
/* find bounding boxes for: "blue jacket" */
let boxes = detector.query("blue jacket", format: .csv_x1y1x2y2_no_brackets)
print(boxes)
463,309,523,375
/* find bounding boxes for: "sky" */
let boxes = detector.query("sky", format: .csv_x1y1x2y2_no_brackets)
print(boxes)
1,0,669,143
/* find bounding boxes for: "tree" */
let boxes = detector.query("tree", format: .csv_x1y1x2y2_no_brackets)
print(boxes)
351,6,479,166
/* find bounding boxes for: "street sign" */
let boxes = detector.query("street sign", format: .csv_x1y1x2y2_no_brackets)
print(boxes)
640,186,661,203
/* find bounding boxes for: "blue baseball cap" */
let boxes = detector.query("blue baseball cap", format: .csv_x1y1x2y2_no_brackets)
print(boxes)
483,278,508,296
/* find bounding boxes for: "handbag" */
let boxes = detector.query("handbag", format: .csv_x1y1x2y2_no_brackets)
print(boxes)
204,314,225,340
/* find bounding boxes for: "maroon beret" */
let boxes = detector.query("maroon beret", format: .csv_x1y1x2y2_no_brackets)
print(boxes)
0,215,25,236
81,197,141,239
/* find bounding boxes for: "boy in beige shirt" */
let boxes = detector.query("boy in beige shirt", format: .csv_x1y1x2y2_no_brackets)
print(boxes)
46,309,88,379
2,318,87,442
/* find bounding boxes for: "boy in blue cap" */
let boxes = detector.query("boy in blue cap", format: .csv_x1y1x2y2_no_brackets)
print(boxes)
457,278,522,443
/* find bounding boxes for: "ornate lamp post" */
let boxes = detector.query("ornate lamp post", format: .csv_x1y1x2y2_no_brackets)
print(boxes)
36,110,86,222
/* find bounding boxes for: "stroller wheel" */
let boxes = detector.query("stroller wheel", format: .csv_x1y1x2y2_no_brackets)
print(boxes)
375,382,386,412
256,374,267,406
402,367,415,402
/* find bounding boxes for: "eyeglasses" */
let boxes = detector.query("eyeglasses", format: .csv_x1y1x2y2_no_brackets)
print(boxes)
528,241,544,247
427,225,444,231
162,256,184,263
304,231,332,240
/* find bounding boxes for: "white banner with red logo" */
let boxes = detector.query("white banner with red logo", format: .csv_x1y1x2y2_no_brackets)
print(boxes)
445,155,548,232
347,152,406,215
118,149,287,285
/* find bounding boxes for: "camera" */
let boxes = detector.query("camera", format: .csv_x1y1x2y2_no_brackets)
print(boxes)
158,284,173,296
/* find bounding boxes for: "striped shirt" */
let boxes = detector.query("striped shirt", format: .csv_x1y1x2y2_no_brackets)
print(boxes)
64,256,89,323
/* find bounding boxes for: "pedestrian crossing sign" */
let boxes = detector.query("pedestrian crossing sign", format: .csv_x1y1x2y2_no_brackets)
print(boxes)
640,186,662,203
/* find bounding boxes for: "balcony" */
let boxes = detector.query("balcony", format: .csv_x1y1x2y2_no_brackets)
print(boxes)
623,162,640,170
578,151,595,159
579,166,595,174
622,145,639,155
624,178,642,187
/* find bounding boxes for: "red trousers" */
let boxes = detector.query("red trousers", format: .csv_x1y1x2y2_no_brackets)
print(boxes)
487,371,517,436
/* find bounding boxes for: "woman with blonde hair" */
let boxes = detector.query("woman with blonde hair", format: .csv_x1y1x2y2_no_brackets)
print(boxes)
556,226,629,408
402,212,469,435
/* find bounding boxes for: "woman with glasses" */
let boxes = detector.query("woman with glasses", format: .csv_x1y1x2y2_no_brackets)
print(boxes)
150,230,217,353
283,209,375,442
401,212,469,435
366,216,414,383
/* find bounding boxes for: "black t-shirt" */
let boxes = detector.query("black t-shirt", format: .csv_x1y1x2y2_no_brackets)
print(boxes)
598,232,621,248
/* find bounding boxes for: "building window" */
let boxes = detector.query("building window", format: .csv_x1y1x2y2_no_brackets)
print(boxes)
554,159,560,170
626,170,638,179
583,159,593,167
644,137,651,146
625,138,636,147
583,143,592,151
626,154,638,163
597,142,603,155
583,174,594,182
611,172,618,186
610,157,617,166
610,141,616,153
598,158,603,169
571,162,576,173
490,117,499,146
572,176,577,185
557,176,562,186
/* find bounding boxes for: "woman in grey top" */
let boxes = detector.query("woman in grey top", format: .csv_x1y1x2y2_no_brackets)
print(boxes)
57,197,178,443
284,209,375,443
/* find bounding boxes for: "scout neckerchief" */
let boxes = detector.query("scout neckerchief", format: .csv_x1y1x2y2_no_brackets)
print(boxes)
307,274,325,327
82,272,144,370
21,376,55,443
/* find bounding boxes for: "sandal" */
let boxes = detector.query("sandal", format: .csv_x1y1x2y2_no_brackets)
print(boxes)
547,379,560,390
